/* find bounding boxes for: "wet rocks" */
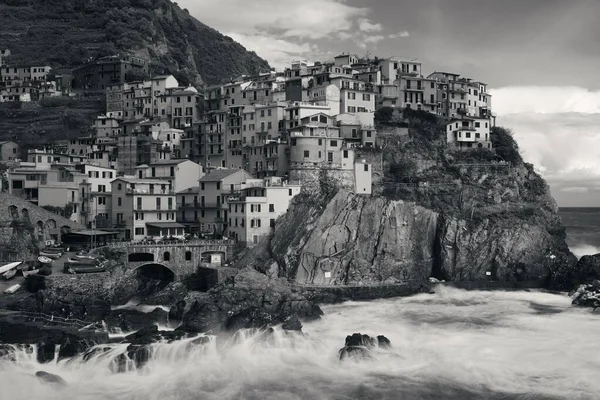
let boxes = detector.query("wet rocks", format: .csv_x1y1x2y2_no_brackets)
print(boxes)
35,371,66,385
571,280,600,308
282,314,303,331
180,267,323,333
338,333,392,360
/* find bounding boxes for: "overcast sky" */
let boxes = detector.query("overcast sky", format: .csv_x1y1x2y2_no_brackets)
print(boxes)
179,0,600,207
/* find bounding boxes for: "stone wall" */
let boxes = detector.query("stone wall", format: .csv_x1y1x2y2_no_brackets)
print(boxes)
0,192,83,259
112,241,233,279
290,167,356,194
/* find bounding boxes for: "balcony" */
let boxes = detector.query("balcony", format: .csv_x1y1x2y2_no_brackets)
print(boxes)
199,203,227,209
127,188,174,195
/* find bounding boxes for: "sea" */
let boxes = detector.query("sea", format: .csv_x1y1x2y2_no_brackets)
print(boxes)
0,209,597,400
559,207,600,258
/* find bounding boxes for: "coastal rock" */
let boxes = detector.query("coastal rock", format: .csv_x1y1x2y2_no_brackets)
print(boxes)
282,314,303,331
571,282,600,308
180,267,323,333
338,333,392,360
35,371,66,385
270,190,575,289
169,300,186,321
123,325,187,345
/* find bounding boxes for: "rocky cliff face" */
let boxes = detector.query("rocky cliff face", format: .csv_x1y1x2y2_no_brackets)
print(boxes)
270,189,575,288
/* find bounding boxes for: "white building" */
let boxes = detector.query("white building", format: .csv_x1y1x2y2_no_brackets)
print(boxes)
227,176,301,245
446,117,492,150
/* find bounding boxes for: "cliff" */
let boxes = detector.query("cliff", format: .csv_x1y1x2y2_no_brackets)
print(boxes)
265,114,577,290
0,0,270,86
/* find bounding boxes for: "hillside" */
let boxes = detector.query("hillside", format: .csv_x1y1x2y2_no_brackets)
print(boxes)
0,97,103,150
0,0,271,85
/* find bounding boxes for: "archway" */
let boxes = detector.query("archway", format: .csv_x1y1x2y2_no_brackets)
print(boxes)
60,225,71,235
21,208,30,223
128,252,155,262
36,221,44,240
134,263,175,282
8,205,19,220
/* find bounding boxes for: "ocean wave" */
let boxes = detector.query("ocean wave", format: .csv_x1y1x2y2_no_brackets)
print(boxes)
569,244,600,259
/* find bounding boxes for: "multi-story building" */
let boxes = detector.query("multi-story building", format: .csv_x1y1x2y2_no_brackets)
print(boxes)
79,165,117,228
446,117,493,150
92,115,122,138
0,141,19,162
176,186,200,233
196,169,253,235
111,177,180,241
135,159,203,192
227,176,301,245
72,55,149,91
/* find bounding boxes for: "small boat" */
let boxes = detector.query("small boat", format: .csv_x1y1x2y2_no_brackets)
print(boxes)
39,252,62,260
67,258,97,265
38,256,53,264
43,247,64,254
0,262,22,275
66,265,106,274
74,254,98,261
4,284,21,294
3,269,17,280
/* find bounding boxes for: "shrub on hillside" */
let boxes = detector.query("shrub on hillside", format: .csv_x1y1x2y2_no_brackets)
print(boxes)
389,159,418,182
491,127,522,164
375,107,394,124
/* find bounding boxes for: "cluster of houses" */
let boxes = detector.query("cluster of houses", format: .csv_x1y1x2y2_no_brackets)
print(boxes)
1,51,495,246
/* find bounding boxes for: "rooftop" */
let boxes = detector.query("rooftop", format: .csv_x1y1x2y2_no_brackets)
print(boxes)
177,186,199,194
199,169,243,182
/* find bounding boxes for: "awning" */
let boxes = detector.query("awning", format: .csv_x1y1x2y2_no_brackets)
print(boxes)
145,222,186,229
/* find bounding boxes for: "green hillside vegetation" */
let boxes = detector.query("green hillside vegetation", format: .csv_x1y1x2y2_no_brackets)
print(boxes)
0,0,271,85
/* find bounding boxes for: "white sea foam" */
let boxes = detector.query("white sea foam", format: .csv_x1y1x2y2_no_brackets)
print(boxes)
1,287,599,400
569,243,600,259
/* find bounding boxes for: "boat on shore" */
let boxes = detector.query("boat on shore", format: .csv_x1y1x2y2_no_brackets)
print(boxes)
66,265,106,274
39,252,62,260
0,261,22,276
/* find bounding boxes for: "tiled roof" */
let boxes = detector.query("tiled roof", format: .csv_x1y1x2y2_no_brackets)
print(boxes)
199,169,243,182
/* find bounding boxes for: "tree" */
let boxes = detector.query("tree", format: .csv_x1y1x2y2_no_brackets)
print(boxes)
491,127,522,164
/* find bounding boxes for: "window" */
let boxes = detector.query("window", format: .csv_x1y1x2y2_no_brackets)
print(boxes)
364,164,369,172
118,197,122,206
216,182,221,190
270,219,276,228
269,204,275,212
475,122,481,128
163,252,171,261
304,150,310,158
185,251,192,261
135,228,145,235
343,150,349,158
330,140,338,147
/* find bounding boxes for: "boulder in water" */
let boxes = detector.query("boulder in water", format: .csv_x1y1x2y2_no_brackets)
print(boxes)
35,371,66,385
180,267,323,333
338,333,392,360
571,282,600,308
282,314,302,331
36,342,56,364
